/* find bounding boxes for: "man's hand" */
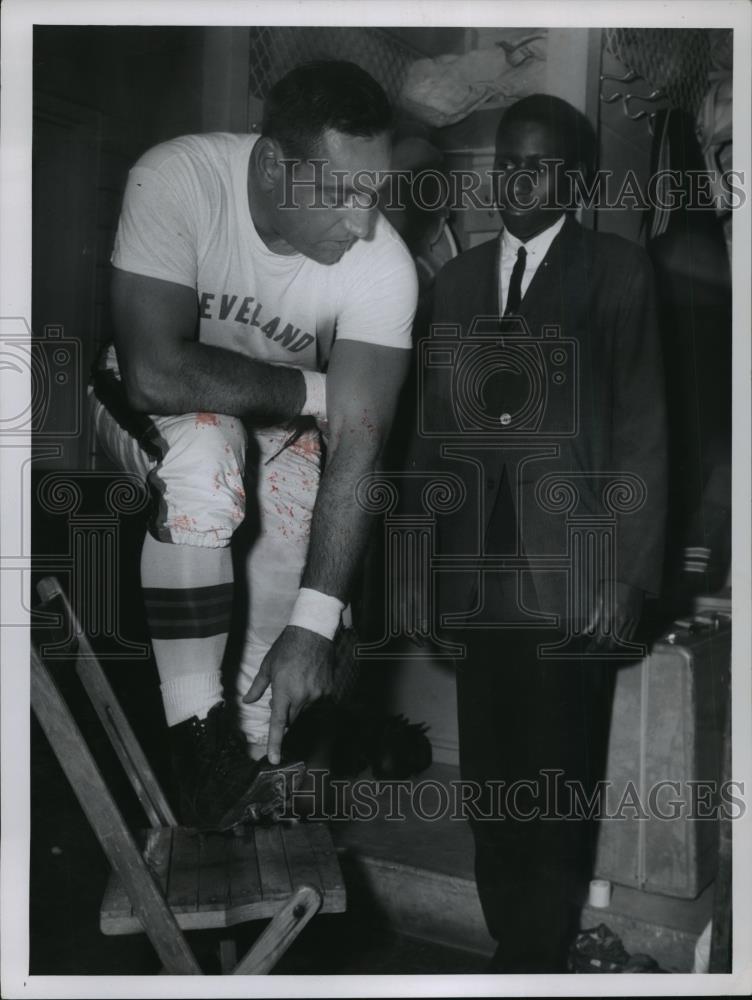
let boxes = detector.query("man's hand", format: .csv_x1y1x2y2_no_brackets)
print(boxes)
585,581,644,654
242,625,333,764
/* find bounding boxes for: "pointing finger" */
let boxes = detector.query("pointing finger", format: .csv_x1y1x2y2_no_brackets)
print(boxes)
266,696,289,765
243,663,271,704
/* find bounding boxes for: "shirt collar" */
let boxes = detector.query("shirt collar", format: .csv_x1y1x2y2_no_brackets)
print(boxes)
501,213,566,259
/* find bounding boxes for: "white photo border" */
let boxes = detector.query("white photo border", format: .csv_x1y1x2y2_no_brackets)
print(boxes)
1,1,750,997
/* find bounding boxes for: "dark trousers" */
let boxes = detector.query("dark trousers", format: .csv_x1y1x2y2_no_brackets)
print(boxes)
455,628,616,973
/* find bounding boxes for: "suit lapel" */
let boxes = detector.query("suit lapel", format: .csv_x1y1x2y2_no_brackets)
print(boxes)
460,219,587,334
518,216,585,330
470,236,503,324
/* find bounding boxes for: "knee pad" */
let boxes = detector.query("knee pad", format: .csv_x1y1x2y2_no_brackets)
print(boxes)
147,413,249,546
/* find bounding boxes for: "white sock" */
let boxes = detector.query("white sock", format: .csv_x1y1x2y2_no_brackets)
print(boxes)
160,670,224,727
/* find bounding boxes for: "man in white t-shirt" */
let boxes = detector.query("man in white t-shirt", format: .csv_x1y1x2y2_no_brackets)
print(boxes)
90,60,418,830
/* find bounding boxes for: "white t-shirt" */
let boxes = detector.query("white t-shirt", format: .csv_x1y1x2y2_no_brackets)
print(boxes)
111,132,417,373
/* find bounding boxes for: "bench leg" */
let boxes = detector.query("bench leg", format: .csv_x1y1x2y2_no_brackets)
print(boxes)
232,884,323,975
219,937,238,973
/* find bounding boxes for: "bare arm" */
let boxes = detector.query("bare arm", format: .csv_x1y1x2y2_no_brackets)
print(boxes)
244,339,411,761
111,269,305,422
302,339,409,598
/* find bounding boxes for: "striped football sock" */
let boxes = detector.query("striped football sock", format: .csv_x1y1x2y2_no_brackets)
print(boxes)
140,534,234,726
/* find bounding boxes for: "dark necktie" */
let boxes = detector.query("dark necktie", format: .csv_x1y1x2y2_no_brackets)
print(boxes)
504,244,527,316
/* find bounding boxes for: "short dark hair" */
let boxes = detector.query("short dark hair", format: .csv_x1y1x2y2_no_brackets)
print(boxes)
262,60,393,159
496,94,597,178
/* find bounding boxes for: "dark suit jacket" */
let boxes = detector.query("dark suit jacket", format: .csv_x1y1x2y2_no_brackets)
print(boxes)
407,215,667,627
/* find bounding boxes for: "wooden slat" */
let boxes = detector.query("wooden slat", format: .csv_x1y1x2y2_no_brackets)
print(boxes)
281,824,323,894
304,822,347,906
78,655,177,827
101,827,172,930
144,827,173,896
63,610,176,825
219,938,238,974
100,872,133,929
226,828,263,909
233,884,322,976
254,826,292,901
166,827,201,914
197,833,230,912
36,578,175,827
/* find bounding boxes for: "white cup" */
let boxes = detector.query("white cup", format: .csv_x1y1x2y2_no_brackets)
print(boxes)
588,878,612,908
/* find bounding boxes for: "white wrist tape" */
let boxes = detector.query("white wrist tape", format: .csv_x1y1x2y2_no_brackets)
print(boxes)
300,370,327,423
288,587,344,640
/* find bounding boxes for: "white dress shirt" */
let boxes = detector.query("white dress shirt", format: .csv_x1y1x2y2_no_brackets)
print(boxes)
499,213,566,314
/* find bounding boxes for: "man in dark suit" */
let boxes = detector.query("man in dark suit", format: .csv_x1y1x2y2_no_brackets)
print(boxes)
407,95,667,972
